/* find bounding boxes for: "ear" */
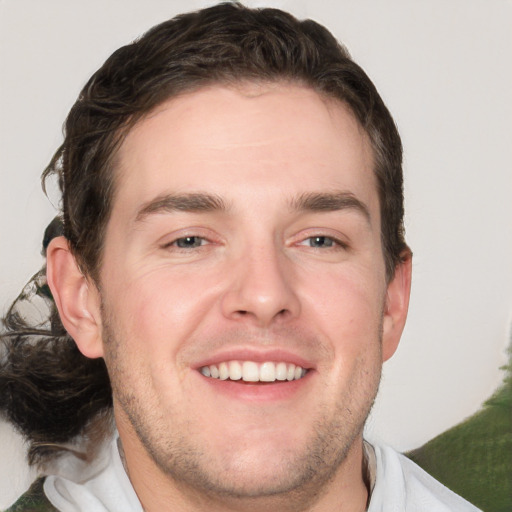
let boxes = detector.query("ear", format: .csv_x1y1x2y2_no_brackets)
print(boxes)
46,236,104,359
381,251,412,362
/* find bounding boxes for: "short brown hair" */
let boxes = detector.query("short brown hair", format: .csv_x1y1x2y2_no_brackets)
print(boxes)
2,2,409,467
44,1,407,283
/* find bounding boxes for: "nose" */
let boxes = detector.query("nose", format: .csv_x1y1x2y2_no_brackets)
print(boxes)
221,243,301,327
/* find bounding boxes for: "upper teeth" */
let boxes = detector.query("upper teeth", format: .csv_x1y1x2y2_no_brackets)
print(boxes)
200,361,307,382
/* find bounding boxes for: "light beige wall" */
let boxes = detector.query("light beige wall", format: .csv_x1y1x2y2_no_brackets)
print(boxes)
1,0,511,507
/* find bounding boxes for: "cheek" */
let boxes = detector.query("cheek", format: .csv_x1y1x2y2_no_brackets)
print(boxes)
305,269,384,338
101,280,193,400
106,267,221,357
300,265,385,380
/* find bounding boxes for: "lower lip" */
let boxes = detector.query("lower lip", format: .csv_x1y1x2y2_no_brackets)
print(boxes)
198,372,313,402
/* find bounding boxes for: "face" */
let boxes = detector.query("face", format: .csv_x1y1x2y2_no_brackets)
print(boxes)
85,84,407,500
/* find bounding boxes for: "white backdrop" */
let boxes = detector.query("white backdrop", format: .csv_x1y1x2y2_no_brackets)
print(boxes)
1,0,511,507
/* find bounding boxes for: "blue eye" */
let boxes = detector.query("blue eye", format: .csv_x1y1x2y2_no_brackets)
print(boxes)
306,236,336,248
174,236,205,248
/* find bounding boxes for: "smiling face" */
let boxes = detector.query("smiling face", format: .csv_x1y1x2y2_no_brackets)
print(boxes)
51,83,410,510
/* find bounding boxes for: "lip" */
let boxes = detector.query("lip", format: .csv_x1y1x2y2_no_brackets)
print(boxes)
191,348,315,403
195,367,314,402
193,348,316,371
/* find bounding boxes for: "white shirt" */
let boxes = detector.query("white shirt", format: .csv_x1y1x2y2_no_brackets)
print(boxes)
367,444,481,512
44,437,481,512
44,438,142,512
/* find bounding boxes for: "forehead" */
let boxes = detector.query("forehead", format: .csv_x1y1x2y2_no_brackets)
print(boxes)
113,83,377,218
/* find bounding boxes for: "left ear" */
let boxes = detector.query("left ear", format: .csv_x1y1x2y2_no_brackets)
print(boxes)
382,251,412,362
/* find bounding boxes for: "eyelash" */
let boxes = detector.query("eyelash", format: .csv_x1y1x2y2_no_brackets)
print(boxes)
163,235,210,250
297,235,348,250
160,233,348,252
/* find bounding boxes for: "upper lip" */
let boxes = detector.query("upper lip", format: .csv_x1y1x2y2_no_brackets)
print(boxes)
193,348,316,371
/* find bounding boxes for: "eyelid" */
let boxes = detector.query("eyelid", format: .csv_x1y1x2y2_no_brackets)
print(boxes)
290,229,350,250
157,227,220,250
166,236,209,249
299,236,347,249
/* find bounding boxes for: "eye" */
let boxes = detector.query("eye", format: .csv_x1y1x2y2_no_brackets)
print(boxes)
171,236,207,249
299,236,341,249
306,236,335,248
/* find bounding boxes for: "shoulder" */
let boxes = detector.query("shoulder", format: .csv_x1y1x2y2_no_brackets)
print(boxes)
369,443,482,512
3,478,58,512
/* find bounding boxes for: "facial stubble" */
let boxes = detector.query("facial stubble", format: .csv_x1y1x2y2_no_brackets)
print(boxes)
100,305,383,509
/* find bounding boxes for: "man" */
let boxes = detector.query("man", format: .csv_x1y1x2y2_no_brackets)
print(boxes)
0,3,481,511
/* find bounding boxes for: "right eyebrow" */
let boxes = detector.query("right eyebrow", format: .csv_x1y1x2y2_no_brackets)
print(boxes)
135,192,229,222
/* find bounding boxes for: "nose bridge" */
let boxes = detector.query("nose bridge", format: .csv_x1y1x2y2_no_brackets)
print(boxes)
221,233,300,326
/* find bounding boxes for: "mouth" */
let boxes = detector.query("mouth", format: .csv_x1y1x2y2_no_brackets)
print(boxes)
199,360,308,383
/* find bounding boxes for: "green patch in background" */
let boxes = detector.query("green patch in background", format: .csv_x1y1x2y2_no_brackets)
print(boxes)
408,348,512,512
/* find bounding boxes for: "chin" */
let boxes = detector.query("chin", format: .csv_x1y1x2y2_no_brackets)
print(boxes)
139,418,358,502
163,447,326,500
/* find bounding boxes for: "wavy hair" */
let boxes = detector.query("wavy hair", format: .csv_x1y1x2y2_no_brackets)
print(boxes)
1,2,407,468
0,219,113,467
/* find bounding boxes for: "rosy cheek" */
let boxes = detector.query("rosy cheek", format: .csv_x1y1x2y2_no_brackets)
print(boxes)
310,274,380,340
120,271,210,349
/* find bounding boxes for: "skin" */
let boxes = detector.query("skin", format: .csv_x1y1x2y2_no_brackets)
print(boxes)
47,83,412,512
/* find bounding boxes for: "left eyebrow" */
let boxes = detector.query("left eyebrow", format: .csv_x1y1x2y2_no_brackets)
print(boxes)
289,191,371,223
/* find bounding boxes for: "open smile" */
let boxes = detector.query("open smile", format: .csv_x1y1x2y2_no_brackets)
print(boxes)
200,360,309,383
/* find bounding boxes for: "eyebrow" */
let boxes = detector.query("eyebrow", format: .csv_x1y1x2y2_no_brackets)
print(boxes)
289,191,371,222
135,190,370,223
135,192,229,222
